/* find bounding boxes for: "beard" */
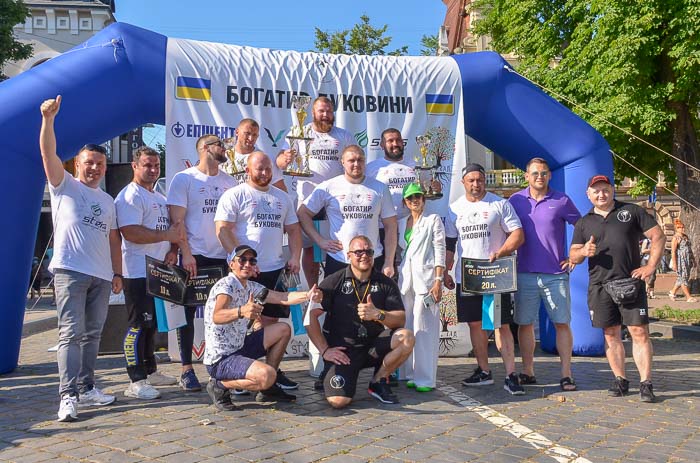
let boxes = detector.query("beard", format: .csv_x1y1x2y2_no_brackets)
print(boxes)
313,117,334,133
251,175,271,187
384,146,404,161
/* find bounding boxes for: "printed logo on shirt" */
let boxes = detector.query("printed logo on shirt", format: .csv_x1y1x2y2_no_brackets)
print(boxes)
310,137,341,161
329,375,346,389
467,211,480,224
370,283,379,293
91,203,102,216
340,192,375,220
617,210,632,223
253,196,283,229
341,280,354,295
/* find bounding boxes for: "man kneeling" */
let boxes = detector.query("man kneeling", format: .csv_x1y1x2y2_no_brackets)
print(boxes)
307,235,415,408
204,245,321,410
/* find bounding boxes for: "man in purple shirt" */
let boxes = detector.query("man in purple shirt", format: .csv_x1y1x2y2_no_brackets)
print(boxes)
509,157,581,391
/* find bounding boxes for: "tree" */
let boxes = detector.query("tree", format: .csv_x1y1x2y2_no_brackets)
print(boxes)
313,14,408,56
474,0,700,290
420,34,439,56
0,0,33,80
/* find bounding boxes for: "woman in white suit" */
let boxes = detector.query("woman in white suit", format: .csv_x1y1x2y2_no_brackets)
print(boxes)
398,183,446,392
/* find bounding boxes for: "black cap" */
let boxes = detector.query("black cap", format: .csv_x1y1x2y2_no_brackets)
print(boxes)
462,163,486,178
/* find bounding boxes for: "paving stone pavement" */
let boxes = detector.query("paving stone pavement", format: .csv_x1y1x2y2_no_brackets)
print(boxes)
1,328,698,463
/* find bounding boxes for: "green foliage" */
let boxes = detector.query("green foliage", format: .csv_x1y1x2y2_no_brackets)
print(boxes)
652,305,700,325
472,0,700,195
0,0,33,79
155,142,166,178
420,34,439,56
313,14,408,56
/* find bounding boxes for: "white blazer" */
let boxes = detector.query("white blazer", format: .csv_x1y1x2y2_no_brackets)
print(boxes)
398,213,446,295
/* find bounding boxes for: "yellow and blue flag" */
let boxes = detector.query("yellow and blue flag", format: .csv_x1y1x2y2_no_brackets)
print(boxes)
425,93,454,115
176,76,212,101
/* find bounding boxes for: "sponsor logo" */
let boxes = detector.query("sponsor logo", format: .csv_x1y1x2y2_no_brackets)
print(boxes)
171,122,236,140
425,93,454,115
309,57,336,84
617,209,632,223
467,211,480,224
264,127,286,147
176,76,212,102
90,203,102,216
370,283,379,293
329,375,346,389
354,129,368,148
171,122,185,138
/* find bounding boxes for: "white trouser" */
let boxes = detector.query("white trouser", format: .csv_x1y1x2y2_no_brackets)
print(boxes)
399,287,440,387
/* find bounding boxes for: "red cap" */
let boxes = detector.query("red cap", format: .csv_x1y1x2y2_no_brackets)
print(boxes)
587,175,612,188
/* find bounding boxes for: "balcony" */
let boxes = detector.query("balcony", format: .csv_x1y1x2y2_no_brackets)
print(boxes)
485,169,524,187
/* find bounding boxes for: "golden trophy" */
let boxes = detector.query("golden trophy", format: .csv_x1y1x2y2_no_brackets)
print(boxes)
283,95,314,177
413,133,443,200
221,136,246,177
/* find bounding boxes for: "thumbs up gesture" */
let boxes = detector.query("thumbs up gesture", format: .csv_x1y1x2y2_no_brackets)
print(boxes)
241,293,263,320
357,293,378,321
40,95,62,118
583,235,597,257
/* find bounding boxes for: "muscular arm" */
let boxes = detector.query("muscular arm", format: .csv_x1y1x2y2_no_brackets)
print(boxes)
285,222,303,272
119,224,181,245
109,229,123,293
39,96,66,188
215,220,238,254
297,205,324,245
381,215,398,268
169,204,197,275
305,307,329,353
493,228,524,260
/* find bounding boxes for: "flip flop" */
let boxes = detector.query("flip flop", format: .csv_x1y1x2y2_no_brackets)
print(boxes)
518,373,537,385
560,377,577,391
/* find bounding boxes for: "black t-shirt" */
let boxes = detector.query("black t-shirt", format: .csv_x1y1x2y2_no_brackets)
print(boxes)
318,267,404,348
572,201,657,285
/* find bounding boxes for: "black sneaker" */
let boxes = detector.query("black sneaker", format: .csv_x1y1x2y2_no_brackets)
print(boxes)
256,383,296,402
368,378,399,404
607,376,630,397
504,373,525,396
275,370,299,390
462,367,494,386
639,380,656,403
206,380,239,411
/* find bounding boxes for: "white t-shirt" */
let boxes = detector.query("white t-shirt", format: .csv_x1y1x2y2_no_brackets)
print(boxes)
115,182,171,278
221,149,283,186
445,192,522,281
48,173,117,282
366,158,416,221
285,124,356,201
203,274,265,365
303,175,396,263
166,167,237,259
215,183,298,272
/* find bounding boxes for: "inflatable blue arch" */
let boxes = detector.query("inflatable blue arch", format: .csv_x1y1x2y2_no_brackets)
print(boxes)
0,23,610,374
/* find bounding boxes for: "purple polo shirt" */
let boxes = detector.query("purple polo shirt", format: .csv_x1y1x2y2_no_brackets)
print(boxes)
509,187,581,274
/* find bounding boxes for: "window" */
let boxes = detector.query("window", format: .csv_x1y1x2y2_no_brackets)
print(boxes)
79,18,91,30
57,17,69,29
34,17,47,29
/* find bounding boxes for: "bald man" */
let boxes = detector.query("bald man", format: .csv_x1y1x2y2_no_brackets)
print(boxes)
216,152,302,390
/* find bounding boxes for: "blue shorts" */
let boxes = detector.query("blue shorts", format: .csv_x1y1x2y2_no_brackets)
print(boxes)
206,329,267,381
514,273,571,325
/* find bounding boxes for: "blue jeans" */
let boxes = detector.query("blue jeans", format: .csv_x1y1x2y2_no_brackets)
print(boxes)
514,273,571,325
54,269,111,397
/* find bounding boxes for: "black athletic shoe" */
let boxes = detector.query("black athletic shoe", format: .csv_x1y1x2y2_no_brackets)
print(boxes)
639,380,656,403
388,372,399,387
504,373,525,396
206,380,239,411
256,383,296,402
607,376,630,397
462,367,494,386
368,378,400,404
275,369,299,390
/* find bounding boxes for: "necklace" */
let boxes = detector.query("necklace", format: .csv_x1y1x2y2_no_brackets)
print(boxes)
351,277,370,339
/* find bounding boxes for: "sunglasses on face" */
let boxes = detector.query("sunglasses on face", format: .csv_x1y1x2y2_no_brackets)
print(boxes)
206,140,224,148
348,249,374,257
81,143,107,154
237,256,258,265
529,171,549,178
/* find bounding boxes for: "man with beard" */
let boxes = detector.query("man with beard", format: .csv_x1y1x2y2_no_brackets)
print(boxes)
276,97,356,287
115,146,185,399
366,128,417,275
221,119,286,191
166,134,238,393
215,152,302,391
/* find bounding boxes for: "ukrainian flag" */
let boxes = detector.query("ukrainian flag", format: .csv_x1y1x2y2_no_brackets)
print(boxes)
425,93,454,115
176,76,212,101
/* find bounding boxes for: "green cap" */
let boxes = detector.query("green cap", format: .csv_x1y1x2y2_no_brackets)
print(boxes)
402,182,424,198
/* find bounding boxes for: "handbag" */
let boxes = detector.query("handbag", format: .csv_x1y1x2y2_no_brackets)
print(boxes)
603,278,644,305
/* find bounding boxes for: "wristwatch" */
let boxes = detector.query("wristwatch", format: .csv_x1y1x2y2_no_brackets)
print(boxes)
377,310,386,322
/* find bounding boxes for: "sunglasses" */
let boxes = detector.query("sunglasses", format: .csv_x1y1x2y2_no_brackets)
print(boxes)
205,140,224,148
348,249,374,257
81,143,107,154
529,171,549,178
237,256,258,265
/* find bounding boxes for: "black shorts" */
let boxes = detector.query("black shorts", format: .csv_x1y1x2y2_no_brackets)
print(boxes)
251,267,289,319
455,286,514,326
322,329,394,399
123,278,155,329
588,283,649,328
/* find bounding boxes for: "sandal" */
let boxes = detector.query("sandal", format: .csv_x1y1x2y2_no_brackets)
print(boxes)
687,297,698,303
560,377,577,391
518,373,537,385
669,292,676,300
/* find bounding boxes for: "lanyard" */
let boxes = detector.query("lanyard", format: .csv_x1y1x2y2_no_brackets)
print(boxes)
351,277,370,304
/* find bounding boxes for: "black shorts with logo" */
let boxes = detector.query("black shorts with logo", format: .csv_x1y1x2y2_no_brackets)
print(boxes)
455,285,514,326
588,283,649,328
322,329,394,399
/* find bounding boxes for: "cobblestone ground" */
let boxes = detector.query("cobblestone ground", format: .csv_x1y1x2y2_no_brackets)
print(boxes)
1,329,698,462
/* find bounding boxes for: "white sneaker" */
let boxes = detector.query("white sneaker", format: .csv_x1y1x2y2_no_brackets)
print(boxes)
147,371,178,386
78,387,116,408
57,395,78,422
124,380,161,399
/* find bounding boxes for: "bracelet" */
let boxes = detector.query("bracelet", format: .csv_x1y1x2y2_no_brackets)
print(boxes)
322,347,329,357
237,306,242,319
434,276,443,282
113,273,123,279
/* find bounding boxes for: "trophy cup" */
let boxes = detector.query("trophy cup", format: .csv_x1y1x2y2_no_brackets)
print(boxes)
413,133,443,200
283,95,314,177
221,137,246,177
